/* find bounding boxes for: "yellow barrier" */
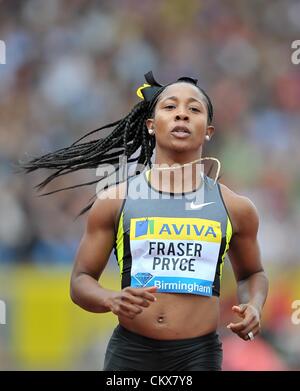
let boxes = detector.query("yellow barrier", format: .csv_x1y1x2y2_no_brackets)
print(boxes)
0,262,299,370
0,265,119,369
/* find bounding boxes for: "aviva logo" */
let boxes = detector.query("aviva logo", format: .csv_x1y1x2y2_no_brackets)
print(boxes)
135,219,155,237
131,217,221,243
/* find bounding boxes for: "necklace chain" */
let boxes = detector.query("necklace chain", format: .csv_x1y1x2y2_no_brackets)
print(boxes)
151,157,204,171
148,157,221,185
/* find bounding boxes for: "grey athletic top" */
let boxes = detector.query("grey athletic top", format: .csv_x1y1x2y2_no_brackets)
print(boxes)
113,168,232,297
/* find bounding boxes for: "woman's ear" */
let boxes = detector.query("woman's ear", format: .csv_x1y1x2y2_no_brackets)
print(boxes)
206,125,215,140
146,118,155,136
146,118,154,131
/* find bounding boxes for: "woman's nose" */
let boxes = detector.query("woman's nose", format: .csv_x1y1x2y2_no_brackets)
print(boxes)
176,113,189,120
175,111,189,120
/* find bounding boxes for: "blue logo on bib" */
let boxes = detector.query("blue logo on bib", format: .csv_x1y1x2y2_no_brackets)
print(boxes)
135,219,155,237
134,272,154,286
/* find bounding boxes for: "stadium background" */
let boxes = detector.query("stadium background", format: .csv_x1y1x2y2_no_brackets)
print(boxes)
0,0,300,370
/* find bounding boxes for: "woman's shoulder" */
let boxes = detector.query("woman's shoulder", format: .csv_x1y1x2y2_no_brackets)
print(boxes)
218,182,259,235
87,181,128,230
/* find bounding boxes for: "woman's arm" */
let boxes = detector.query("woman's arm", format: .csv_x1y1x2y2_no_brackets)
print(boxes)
70,192,120,313
70,184,157,317
221,185,269,340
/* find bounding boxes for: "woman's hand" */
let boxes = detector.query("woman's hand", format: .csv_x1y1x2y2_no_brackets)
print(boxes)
226,303,261,341
105,286,158,319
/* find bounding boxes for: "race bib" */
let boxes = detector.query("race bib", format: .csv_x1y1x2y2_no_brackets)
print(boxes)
130,217,222,296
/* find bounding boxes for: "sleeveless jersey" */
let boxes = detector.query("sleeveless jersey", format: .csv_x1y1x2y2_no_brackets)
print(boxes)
113,169,233,297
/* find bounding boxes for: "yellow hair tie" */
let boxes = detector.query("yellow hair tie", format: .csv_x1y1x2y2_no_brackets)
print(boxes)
136,83,151,100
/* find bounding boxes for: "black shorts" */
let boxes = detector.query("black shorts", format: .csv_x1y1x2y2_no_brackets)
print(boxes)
103,324,223,371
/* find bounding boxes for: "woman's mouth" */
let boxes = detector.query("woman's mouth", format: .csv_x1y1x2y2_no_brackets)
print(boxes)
171,126,191,139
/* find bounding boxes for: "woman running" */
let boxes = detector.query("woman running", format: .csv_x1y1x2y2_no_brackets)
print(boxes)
21,71,269,371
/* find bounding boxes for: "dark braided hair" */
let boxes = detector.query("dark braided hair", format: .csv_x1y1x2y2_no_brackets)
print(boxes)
19,74,214,218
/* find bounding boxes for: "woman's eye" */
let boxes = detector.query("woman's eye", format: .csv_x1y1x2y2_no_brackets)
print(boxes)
164,105,201,112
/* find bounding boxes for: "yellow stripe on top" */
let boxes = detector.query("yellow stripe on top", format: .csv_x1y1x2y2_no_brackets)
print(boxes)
130,216,222,243
219,216,233,280
145,169,150,181
116,211,125,276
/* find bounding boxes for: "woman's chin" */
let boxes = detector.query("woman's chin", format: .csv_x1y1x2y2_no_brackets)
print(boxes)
168,140,199,152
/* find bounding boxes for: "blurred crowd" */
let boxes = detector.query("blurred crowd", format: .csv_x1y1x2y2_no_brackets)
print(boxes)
1,0,300,266
0,0,300,369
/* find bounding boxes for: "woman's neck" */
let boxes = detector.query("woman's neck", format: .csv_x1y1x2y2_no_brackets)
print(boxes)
150,154,204,194
154,150,202,167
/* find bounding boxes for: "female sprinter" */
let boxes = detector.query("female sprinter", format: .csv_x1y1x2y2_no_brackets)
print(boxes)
21,71,269,371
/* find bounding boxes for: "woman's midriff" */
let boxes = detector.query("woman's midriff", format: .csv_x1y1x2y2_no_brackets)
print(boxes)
118,293,219,340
